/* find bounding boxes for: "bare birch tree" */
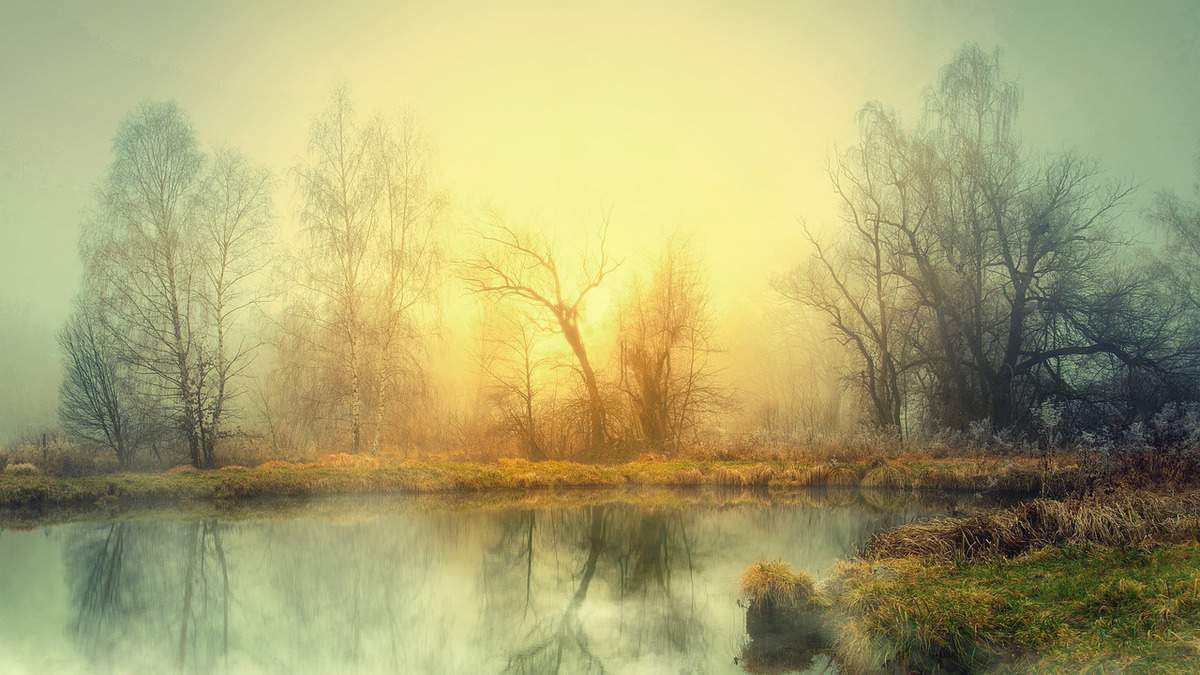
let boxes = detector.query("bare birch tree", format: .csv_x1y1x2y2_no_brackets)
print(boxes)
81,103,271,467
194,149,272,463
295,89,380,454
367,112,443,453
89,102,209,465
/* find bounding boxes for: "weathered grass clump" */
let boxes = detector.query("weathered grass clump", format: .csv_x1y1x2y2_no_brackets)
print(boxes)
863,489,1200,561
318,452,380,467
860,462,916,489
4,462,40,476
790,463,860,487
740,560,818,614
738,561,833,673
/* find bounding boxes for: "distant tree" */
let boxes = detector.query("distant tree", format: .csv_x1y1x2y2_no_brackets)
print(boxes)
480,309,550,459
194,149,273,464
617,242,726,452
366,111,443,453
1153,150,1200,314
58,307,140,466
83,102,271,467
776,217,914,436
460,223,619,452
783,44,1177,439
294,88,379,454
289,90,442,454
87,102,209,466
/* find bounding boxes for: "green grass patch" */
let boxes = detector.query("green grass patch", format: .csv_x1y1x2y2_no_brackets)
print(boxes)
831,543,1200,673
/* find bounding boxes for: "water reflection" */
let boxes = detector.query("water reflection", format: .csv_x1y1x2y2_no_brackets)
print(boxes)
0,489,991,674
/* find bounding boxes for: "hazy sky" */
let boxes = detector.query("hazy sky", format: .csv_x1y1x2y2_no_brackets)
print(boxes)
1,0,1198,438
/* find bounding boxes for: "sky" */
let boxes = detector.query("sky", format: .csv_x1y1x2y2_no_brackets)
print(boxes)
1,0,1198,440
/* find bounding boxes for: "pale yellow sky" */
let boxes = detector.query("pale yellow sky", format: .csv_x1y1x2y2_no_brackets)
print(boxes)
1,0,1198,435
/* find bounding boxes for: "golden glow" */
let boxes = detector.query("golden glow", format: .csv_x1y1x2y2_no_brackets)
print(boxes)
2,1,1198,436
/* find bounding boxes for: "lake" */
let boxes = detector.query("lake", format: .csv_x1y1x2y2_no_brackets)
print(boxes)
0,489,991,674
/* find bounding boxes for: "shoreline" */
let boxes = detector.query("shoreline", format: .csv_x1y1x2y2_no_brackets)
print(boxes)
740,489,1200,673
0,483,1012,530
0,455,1064,514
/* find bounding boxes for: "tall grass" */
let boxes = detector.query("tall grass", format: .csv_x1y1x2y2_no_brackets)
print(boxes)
863,489,1200,561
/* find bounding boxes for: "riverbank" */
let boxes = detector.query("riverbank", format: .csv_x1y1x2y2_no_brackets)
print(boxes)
0,453,1066,511
742,490,1200,673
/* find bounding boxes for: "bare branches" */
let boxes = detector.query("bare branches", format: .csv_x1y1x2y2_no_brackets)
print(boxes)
460,221,620,452
73,102,274,467
617,241,727,453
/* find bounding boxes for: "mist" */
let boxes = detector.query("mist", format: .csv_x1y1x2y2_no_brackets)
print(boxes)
2,0,1199,457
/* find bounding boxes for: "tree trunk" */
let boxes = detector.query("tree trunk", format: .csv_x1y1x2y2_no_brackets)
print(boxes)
561,320,606,451
348,333,362,454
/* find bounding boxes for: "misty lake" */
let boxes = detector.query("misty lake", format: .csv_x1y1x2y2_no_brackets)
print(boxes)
0,489,994,674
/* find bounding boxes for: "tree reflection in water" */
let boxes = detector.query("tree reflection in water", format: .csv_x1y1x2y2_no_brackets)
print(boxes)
483,504,712,674
69,520,232,674
40,491,987,674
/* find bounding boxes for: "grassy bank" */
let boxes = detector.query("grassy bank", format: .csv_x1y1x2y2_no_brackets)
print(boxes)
0,453,1064,512
742,490,1200,673
833,542,1200,673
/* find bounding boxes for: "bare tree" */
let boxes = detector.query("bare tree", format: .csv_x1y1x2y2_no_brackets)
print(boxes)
1153,150,1200,313
294,89,381,454
367,112,443,453
87,102,209,466
58,307,140,466
783,45,1152,439
195,150,272,464
778,221,912,435
617,242,726,452
480,309,550,458
460,223,619,452
80,103,272,467
289,91,442,454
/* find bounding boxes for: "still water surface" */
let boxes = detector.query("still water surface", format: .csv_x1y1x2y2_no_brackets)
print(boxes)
0,489,988,674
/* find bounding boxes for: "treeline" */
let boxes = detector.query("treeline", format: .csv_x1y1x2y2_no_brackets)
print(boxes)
53,45,1200,469
779,46,1200,446
56,89,727,468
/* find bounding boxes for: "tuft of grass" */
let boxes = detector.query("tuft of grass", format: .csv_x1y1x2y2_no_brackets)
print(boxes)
861,462,916,489
740,560,819,614
3,462,40,476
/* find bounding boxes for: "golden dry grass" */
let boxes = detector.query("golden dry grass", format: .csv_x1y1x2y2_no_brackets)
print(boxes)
863,489,1200,561
0,454,1062,512
740,560,818,613
3,462,40,476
